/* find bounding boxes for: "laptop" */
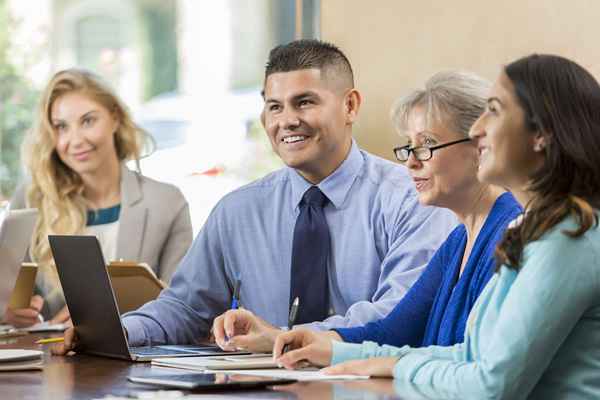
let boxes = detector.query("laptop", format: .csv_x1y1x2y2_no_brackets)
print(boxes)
48,235,249,362
0,208,38,316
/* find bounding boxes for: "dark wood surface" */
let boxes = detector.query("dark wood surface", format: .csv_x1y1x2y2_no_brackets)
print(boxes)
0,333,402,400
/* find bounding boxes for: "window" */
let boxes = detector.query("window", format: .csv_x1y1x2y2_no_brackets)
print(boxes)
0,0,320,231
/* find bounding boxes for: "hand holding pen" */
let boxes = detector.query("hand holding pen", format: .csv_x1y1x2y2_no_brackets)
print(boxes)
212,278,284,353
281,297,300,354
230,279,241,310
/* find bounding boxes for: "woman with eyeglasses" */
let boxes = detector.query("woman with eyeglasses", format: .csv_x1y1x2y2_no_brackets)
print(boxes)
270,71,521,366
279,55,600,399
4,69,193,327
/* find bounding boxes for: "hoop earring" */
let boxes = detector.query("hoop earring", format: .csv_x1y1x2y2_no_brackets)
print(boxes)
533,143,545,152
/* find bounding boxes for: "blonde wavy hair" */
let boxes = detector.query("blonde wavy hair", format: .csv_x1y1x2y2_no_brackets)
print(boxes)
22,68,145,269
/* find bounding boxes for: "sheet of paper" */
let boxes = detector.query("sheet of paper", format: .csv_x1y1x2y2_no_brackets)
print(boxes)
24,322,67,333
203,368,370,381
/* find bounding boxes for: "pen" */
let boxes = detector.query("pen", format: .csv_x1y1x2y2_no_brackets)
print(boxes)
36,337,64,345
231,279,242,310
282,297,300,354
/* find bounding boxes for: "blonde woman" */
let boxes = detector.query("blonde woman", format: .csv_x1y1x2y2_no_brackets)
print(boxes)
5,69,192,327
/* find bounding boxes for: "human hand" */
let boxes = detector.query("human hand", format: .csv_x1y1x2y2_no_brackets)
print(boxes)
322,357,398,378
50,305,70,324
273,329,341,369
212,309,280,353
51,326,79,356
2,295,44,328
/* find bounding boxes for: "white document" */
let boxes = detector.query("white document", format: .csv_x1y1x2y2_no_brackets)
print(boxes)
202,368,369,381
24,322,68,333
0,349,43,371
152,355,278,370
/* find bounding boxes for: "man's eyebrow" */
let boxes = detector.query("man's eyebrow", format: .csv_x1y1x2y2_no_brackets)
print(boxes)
263,90,319,104
292,91,318,100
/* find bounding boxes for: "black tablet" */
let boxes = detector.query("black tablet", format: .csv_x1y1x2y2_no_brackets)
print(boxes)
128,373,296,390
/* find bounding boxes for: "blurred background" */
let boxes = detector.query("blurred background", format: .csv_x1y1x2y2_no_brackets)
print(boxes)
2,0,599,232
0,0,318,232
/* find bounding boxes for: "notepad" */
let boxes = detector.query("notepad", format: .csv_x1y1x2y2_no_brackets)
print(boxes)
203,368,370,382
7,263,38,309
0,349,43,371
152,355,370,381
107,261,165,314
24,321,68,333
152,355,278,370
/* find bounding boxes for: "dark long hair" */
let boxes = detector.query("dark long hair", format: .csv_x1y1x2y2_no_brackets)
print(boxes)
496,54,600,269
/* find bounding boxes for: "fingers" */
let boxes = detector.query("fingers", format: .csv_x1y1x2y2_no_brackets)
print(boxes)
223,309,253,338
13,308,40,319
30,295,44,312
7,308,41,328
273,330,298,359
321,363,347,375
51,327,77,356
226,334,253,350
213,310,253,351
276,346,313,369
11,315,39,328
212,314,227,349
50,306,70,324
322,360,362,375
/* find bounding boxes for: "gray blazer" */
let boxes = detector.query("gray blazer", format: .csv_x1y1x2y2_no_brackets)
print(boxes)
11,165,193,312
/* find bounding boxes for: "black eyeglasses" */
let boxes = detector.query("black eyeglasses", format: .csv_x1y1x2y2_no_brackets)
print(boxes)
393,137,472,162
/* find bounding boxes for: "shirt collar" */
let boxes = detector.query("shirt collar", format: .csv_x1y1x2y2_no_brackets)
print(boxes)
288,139,364,211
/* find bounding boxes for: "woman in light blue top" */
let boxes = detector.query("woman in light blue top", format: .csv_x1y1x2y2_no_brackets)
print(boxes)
274,54,600,399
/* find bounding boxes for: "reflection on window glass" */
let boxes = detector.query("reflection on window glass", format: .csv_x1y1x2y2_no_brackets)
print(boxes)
0,0,319,231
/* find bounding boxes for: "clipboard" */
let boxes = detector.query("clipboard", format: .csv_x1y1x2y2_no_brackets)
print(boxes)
8,263,38,309
107,261,165,314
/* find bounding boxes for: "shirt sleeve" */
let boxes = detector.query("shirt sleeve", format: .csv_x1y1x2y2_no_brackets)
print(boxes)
302,194,457,331
122,202,230,346
331,340,462,365
333,237,449,346
392,226,600,399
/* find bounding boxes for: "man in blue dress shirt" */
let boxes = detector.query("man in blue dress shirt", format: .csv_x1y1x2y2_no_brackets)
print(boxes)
55,39,456,351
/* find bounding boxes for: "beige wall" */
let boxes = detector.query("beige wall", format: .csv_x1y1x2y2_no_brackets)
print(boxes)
321,0,600,159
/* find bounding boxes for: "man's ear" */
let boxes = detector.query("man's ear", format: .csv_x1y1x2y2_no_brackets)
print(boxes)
344,89,362,124
260,109,266,128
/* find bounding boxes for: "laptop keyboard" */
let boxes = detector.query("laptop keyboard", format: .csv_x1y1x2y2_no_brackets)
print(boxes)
130,346,193,356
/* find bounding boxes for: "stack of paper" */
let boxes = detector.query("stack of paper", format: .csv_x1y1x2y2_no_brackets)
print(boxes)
203,368,370,382
152,354,369,381
0,349,43,371
152,354,277,371
24,322,68,333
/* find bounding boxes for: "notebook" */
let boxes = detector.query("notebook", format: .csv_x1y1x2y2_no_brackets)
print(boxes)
107,261,165,314
0,208,38,315
0,349,43,371
152,354,278,370
48,235,249,362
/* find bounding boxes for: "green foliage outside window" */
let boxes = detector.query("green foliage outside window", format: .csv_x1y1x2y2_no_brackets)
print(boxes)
0,0,39,200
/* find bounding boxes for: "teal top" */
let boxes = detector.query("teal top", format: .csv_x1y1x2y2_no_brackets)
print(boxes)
332,216,600,400
86,204,121,226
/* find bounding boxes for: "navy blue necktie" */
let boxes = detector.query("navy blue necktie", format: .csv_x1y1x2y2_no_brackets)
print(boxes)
290,186,330,324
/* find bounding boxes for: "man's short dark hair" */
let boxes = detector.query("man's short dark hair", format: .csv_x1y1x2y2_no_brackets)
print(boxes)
264,39,354,90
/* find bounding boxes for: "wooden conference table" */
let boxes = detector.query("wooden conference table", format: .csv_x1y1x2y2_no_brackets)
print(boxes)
0,333,405,400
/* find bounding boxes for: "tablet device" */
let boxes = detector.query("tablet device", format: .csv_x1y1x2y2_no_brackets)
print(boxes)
0,208,37,314
8,263,38,309
128,372,296,390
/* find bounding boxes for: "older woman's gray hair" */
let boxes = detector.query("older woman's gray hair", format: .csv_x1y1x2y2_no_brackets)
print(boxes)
391,71,491,138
